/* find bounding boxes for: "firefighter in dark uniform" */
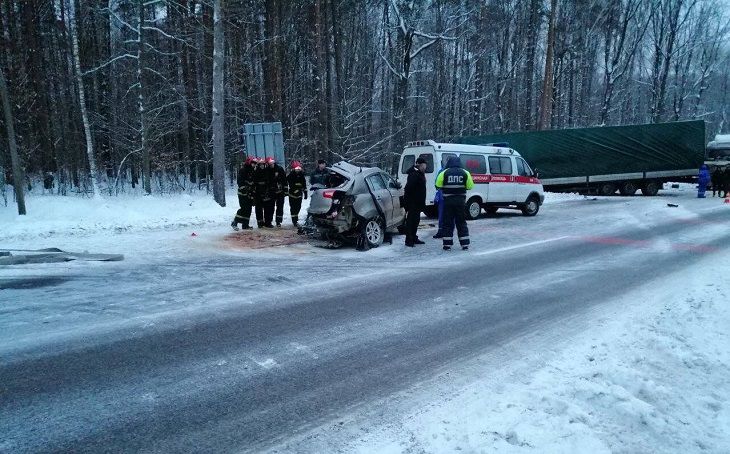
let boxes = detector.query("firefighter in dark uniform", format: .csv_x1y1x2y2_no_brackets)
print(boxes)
435,156,474,250
287,161,308,227
254,158,275,228
231,157,255,230
268,157,288,227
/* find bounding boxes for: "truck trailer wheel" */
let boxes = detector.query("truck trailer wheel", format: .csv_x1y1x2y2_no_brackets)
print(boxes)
619,181,637,196
641,181,660,196
598,183,617,196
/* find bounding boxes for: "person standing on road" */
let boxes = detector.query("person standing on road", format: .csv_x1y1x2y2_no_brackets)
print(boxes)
403,157,428,247
711,167,723,197
254,158,275,228
697,164,710,198
310,160,329,188
722,166,730,199
231,157,255,231
435,156,474,251
269,158,288,227
287,161,308,227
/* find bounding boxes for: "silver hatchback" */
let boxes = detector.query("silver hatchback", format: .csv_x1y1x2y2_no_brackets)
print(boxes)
307,162,406,248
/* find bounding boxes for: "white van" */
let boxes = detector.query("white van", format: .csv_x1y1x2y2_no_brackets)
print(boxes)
398,140,545,219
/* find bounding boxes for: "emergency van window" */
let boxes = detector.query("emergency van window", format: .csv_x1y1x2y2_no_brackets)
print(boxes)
401,155,415,174
488,156,513,175
367,174,387,191
441,153,458,169
418,153,435,173
516,158,528,176
460,154,486,174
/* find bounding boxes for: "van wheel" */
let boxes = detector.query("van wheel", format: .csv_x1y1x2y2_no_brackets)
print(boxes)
521,196,540,216
598,183,616,196
465,197,482,220
619,181,637,196
641,181,660,196
423,206,438,219
364,218,384,248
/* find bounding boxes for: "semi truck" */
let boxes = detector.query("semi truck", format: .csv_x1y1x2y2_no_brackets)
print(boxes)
457,121,705,196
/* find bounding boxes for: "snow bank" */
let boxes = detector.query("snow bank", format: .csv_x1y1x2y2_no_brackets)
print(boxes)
352,247,730,453
0,189,239,242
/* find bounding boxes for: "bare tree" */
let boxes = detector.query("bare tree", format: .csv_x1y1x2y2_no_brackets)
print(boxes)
211,0,226,206
68,0,101,198
0,67,26,214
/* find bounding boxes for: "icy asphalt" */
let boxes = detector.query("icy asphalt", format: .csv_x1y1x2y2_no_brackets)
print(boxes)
2,190,729,453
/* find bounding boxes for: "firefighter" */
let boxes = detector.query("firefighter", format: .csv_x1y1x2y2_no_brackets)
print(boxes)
268,157,288,227
254,157,275,228
435,156,474,251
310,159,329,188
231,157,255,230
287,161,308,227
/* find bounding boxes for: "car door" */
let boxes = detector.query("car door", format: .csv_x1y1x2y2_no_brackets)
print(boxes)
381,172,405,225
487,155,514,202
514,156,533,201
365,173,394,224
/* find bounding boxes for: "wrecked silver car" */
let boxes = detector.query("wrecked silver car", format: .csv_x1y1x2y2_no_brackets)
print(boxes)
306,162,406,248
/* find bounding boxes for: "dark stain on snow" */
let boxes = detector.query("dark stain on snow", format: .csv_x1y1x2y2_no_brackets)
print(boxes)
0,277,69,290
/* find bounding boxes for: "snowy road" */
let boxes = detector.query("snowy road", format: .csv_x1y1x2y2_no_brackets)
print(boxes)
2,190,729,452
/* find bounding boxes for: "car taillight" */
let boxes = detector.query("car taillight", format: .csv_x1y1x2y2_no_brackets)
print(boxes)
323,190,336,199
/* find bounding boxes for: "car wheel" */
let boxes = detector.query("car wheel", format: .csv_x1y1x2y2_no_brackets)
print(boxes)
619,181,637,196
641,181,660,196
598,183,616,196
465,197,482,220
521,196,540,216
364,218,384,248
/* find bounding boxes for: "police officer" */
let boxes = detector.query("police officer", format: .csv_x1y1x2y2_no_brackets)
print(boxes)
269,157,288,227
254,157,275,228
287,161,308,227
231,157,255,230
435,156,474,250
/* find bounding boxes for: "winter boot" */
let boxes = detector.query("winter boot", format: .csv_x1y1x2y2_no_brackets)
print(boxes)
231,221,239,231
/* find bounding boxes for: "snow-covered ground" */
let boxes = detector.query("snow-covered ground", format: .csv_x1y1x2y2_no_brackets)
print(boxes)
333,246,730,454
3,183,729,453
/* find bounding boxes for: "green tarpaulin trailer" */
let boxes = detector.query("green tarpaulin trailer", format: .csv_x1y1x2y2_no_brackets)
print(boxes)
457,121,705,196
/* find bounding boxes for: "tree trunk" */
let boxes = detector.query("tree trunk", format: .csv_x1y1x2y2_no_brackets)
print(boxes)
0,68,26,215
69,0,101,198
211,0,226,206
537,0,558,130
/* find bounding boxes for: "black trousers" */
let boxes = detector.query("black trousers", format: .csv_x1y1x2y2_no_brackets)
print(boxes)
405,206,422,243
274,194,286,225
233,195,253,227
290,197,303,225
442,196,469,247
255,198,275,226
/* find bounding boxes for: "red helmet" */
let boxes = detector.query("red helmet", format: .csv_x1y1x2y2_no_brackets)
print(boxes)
265,157,275,165
290,160,302,170
245,157,254,165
